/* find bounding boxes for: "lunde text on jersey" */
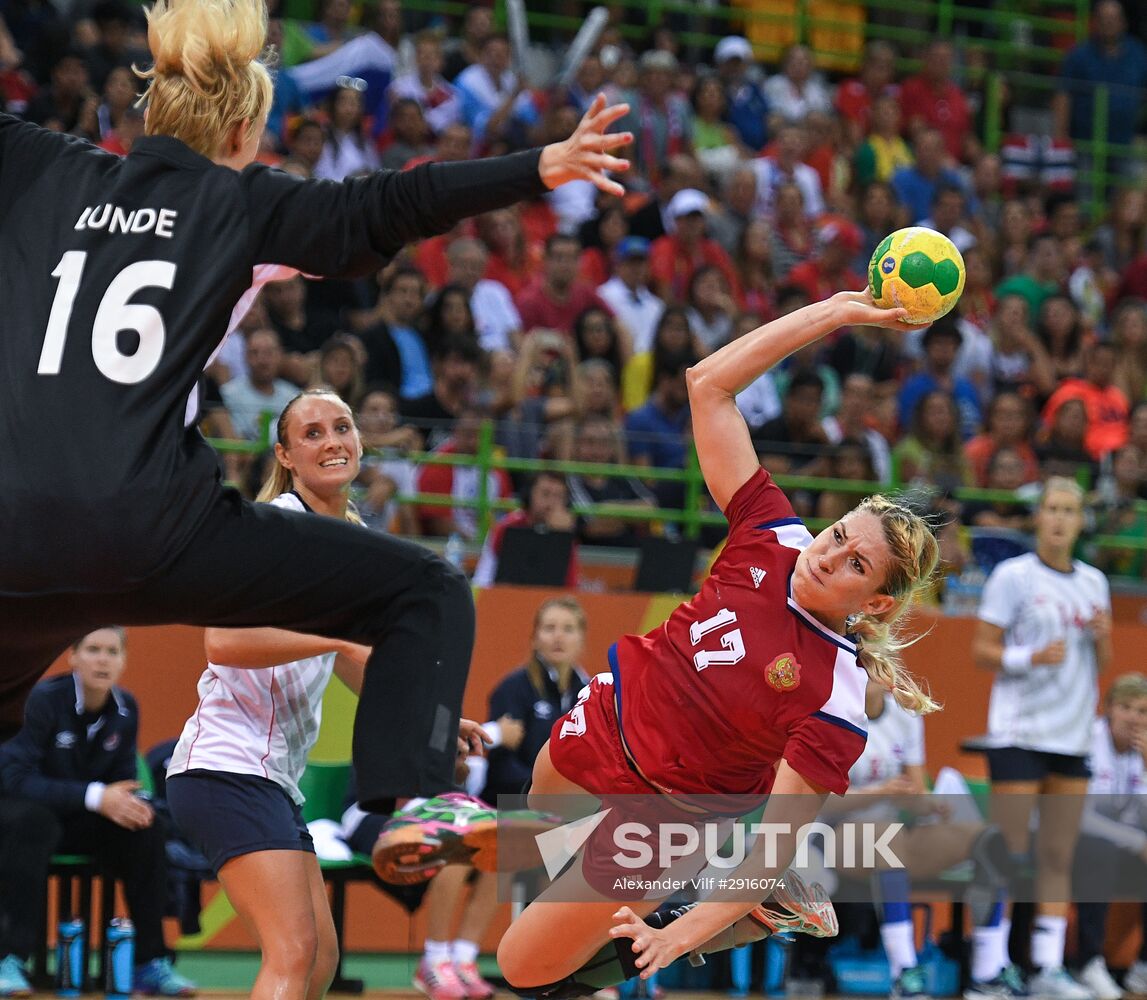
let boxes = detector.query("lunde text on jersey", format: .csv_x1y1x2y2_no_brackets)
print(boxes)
74,204,178,239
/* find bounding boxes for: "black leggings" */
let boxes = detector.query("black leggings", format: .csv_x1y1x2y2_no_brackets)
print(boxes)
0,490,475,811
0,797,60,960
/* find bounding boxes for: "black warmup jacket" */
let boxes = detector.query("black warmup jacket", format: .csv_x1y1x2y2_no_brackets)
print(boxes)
0,115,546,594
0,674,139,814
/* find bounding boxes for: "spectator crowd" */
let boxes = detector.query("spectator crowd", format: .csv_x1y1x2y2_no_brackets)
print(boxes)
3,0,1147,583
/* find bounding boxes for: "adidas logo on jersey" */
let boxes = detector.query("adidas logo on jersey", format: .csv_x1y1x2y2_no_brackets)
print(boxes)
750,566,766,588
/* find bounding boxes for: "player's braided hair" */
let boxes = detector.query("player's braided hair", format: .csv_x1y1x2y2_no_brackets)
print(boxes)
847,494,941,715
136,0,273,158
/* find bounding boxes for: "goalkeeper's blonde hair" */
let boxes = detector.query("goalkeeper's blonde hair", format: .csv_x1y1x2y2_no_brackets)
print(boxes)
136,0,273,158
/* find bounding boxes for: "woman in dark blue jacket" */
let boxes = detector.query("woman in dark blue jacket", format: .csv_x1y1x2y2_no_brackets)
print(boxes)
483,598,590,803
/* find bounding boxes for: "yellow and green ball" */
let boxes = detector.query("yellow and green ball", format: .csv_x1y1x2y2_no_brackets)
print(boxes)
868,227,966,325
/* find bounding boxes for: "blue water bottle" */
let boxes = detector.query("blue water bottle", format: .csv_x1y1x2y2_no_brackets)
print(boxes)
104,917,135,999
55,916,85,997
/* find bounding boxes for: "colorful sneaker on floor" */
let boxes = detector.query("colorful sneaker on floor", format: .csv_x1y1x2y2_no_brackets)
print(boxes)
747,869,839,939
965,964,1030,1000
134,957,198,997
893,966,932,999
453,960,495,1000
0,956,31,998
414,957,468,1000
372,793,559,885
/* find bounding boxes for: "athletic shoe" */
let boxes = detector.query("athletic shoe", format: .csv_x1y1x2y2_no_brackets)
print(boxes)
747,869,839,939
453,960,495,1000
1123,962,1147,995
593,989,620,1000
373,793,559,885
0,956,31,998
892,966,932,999
1027,968,1093,1000
1080,957,1123,1000
965,964,1031,1000
134,957,198,997
414,957,467,1000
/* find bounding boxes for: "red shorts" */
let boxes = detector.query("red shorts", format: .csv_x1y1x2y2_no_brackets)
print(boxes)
547,673,728,900
548,672,652,797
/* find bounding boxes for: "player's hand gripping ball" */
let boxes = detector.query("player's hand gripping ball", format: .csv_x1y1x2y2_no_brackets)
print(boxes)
868,227,966,325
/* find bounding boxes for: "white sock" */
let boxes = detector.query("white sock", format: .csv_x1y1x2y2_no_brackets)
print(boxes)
880,921,918,979
972,926,1007,982
425,940,451,964
1031,915,1067,971
452,940,480,966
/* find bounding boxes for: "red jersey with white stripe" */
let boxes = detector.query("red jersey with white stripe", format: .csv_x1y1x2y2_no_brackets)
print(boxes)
613,468,868,797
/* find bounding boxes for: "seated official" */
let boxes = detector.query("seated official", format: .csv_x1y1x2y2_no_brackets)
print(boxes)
0,628,197,997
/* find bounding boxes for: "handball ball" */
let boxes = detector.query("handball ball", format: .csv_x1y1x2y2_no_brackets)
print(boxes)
868,227,966,325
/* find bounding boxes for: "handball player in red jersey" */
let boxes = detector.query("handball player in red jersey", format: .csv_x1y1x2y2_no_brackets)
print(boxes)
490,290,942,998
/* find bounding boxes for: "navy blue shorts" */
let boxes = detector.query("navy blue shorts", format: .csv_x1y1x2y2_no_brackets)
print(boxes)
166,769,313,874
986,747,1091,782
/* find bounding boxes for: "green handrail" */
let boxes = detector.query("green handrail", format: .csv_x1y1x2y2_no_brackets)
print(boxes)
203,422,1147,577
1091,84,1109,221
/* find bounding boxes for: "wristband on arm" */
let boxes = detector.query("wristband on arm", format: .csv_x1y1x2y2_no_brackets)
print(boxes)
1001,645,1034,673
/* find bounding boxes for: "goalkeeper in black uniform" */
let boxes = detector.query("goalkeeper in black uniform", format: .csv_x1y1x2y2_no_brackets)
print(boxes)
0,0,631,817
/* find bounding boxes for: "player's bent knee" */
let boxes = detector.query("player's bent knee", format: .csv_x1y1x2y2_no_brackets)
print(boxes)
416,554,474,611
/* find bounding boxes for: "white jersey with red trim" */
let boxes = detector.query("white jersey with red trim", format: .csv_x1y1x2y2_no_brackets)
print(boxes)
613,468,868,797
166,492,336,805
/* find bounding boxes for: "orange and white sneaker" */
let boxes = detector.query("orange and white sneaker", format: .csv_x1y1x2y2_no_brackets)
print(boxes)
453,960,496,1000
747,869,838,939
372,793,560,885
414,957,468,1000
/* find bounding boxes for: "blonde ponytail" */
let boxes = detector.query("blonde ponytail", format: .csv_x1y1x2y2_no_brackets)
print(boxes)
255,389,364,526
137,0,273,158
849,611,938,714
850,494,942,715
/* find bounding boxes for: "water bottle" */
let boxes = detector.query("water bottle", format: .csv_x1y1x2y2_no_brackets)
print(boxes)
444,533,465,571
942,573,966,616
104,918,135,999
55,916,85,997
728,943,751,997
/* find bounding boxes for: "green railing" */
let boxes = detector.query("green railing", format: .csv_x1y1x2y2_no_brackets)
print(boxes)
458,0,1089,73
397,0,1140,210
980,70,1145,219
208,421,1147,580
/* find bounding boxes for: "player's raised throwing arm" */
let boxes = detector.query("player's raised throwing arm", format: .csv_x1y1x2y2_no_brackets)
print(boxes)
686,291,918,512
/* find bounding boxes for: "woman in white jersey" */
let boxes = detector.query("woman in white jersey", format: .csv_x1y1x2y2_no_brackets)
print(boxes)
827,680,1007,1000
166,389,372,1000
966,477,1113,1000
1072,674,1147,1000
166,389,491,1000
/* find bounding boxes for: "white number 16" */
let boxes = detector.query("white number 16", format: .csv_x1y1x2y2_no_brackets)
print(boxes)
689,608,746,672
38,251,175,385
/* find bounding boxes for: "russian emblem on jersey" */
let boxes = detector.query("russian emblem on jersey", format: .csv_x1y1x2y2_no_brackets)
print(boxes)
765,653,801,692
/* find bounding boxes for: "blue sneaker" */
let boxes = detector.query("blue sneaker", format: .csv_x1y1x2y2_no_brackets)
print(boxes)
893,966,931,999
0,955,31,998
134,958,198,997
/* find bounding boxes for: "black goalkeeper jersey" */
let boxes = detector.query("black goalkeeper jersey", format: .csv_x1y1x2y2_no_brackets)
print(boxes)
0,115,546,595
